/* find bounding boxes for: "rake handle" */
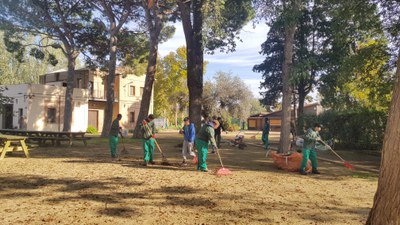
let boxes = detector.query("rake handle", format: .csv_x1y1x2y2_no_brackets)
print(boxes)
154,138,166,158
319,140,346,162
215,147,226,168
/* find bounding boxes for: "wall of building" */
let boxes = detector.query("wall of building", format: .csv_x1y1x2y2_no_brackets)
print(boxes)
0,84,88,132
0,84,30,129
118,74,153,130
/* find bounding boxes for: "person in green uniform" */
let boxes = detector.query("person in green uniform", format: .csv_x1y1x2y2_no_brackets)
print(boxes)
262,117,270,149
195,119,218,172
300,123,322,175
141,114,156,166
109,114,122,159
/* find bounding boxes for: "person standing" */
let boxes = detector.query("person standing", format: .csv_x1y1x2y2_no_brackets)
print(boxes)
180,117,196,166
214,117,225,149
141,114,156,166
109,114,122,160
262,118,270,149
300,123,322,175
195,119,218,172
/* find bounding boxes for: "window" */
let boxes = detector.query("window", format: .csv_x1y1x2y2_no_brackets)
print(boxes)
140,87,144,96
129,85,135,96
130,112,135,123
77,78,82,88
47,108,57,123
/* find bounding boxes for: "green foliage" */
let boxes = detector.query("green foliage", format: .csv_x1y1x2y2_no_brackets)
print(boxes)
154,47,189,123
203,71,253,122
301,109,387,150
250,98,266,115
254,5,319,108
203,0,255,53
320,38,393,111
0,32,68,84
86,125,98,134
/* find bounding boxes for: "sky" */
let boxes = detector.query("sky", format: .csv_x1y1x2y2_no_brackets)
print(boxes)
158,21,270,98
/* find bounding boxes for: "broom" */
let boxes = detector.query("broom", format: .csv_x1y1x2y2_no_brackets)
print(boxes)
215,147,232,176
319,140,354,170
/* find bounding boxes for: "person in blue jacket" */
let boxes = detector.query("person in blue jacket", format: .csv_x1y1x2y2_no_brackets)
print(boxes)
180,117,196,166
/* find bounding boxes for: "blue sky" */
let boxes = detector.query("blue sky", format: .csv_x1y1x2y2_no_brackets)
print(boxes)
158,21,270,98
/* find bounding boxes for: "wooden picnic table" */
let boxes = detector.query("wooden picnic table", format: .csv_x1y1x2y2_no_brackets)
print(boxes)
0,129,87,147
0,134,29,159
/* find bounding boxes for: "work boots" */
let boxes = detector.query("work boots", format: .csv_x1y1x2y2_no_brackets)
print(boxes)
312,169,321,174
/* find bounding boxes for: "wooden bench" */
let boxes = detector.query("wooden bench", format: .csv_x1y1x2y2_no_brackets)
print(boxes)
0,135,30,159
0,129,87,147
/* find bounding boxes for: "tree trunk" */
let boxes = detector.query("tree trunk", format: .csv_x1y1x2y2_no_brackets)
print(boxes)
179,0,204,131
62,53,76,132
278,24,296,153
297,87,306,135
132,4,161,138
101,33,117,137
366,52,400,225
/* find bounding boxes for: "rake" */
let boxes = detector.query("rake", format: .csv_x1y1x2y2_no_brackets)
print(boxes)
215,147,232,176
153,138,171,165
320,140,354,170
117,134,128,161
250,130,262,140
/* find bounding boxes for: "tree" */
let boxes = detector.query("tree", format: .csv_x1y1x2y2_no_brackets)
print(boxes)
132,0,175,138
176,0,254,130
255,0,302,153
0,32,68,84
202,72,253,123
153,46,189,126
0,0,93,131
318,0,391,111
90,0,141,137
367,1,400,223
250,98,266,115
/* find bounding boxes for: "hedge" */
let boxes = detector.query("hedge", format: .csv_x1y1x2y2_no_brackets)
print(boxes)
300,109,388,150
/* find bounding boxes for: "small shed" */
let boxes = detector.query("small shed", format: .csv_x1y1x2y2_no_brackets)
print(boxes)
247,102,324,131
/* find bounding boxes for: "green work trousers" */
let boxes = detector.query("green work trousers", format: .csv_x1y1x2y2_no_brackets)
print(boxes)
215,133,222,148
109,135,119,158
300,148,318,171
262,133,269,149
195,139,208,171
142,138,155,163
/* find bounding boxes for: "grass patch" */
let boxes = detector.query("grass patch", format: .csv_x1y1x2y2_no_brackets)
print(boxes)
351,172,378,180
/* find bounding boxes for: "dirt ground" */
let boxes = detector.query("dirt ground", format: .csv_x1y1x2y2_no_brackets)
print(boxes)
0,131,379,225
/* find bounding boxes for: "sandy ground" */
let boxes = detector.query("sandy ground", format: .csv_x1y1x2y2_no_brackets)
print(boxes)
0,131,379,225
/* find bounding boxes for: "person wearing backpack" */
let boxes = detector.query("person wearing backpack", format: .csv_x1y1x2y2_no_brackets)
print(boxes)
141,114,156,166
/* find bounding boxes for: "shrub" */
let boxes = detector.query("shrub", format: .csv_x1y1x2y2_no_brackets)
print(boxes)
299,109,387,150
86,125,98,134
